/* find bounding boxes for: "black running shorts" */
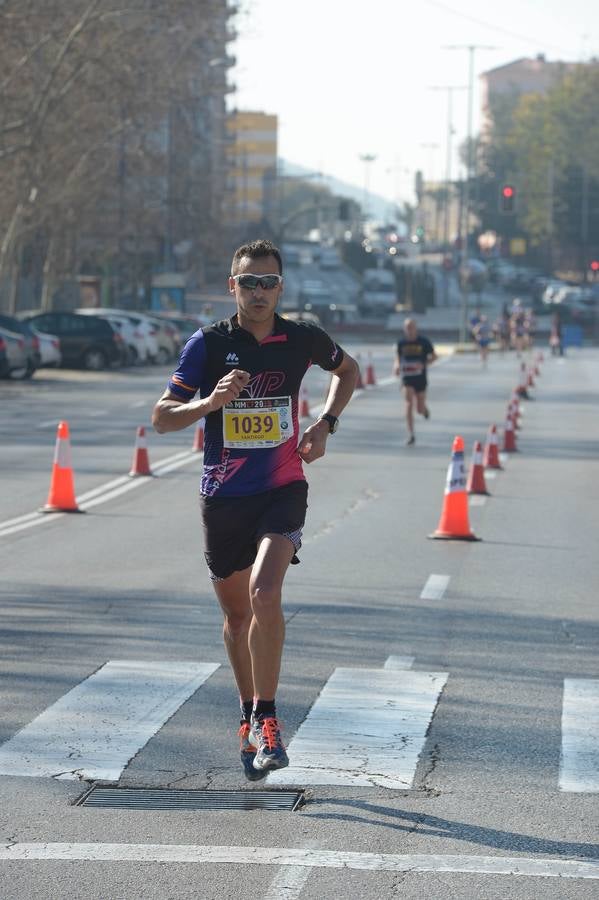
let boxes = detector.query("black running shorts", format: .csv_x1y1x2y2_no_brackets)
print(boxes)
200,480,309,582
402,374,427,393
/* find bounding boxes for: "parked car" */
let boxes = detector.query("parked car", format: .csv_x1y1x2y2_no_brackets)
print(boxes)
76,308,178,364
76,310,147,365
0,313,40,377
153,313,207,345
21,312,124,370
34,328,62,368
0,325,29,378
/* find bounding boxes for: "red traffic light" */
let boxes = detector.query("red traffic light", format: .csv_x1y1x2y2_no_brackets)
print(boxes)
502,185,514,198
590,260,599,271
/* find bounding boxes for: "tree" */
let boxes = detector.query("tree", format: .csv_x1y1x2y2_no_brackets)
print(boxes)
0,0,232,312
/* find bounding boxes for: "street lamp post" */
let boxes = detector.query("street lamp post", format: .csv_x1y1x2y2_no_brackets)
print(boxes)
443,44,496,342
429,86,467,305
359,153,377,222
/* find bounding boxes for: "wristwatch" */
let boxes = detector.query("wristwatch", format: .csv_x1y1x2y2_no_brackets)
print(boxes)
318,413,339,434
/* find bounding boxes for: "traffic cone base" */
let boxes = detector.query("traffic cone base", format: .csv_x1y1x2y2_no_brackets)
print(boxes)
40,421,83,513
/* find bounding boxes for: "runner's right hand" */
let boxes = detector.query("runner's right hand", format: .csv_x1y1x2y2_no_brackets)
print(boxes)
208,369,250,411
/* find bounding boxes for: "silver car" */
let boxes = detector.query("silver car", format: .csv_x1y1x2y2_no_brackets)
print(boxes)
0,325,29,378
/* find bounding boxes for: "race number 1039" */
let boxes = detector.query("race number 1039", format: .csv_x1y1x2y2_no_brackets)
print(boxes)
222,396,293,448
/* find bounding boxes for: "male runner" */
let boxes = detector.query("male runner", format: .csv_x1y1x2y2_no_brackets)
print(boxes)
152,239,358,779
393,318,437,446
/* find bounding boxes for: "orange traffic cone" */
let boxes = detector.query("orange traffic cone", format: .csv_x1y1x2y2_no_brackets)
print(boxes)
502,413,518,452
467,440,490,495
365,352,377,387
129,426,153,477
429,436,480,541
355,354,365,389
483,424,503,470
192,419,205,452
40,421,83,513
299,384,310,418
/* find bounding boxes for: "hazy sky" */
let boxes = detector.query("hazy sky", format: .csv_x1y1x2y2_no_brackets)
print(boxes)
232,0,597,206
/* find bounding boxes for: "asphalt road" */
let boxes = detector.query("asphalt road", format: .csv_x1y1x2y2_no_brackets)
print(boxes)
0,344,598,899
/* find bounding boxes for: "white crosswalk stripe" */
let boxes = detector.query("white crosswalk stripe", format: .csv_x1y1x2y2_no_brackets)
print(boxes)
559,678,599,792
267,666,448,789
0,661,219,781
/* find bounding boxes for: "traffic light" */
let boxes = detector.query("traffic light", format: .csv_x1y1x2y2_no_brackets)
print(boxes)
499,184,516,214
590,259,599,273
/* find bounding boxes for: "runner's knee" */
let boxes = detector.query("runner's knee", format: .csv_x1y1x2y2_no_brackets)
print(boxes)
223,610,252,639
249,582,282,618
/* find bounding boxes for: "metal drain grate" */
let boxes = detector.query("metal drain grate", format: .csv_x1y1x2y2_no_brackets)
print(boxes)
77,787,304,811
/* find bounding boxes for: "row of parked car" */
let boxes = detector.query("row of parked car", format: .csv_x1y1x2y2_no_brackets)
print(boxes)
0,308,208,379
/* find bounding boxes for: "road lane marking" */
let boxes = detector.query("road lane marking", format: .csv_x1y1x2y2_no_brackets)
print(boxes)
383,656,415,670
130,400,146,408
267,667,448,789
420,575,450,601
0,845,596,879
485,471,497,480
264,842,319,900
0,450,200,537
0,661,219,781
560,678,599,792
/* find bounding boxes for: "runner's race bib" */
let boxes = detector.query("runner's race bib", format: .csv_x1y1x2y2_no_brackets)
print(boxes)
402,361,424,376
223,396,294,449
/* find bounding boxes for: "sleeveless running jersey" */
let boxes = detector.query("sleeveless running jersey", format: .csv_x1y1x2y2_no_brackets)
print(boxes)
166,313,344,497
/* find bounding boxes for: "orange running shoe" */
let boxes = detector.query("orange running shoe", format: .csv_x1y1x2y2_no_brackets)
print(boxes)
238,722,264,782
250,715,289,772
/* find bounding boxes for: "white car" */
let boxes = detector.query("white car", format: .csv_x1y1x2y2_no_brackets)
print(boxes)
76,309,153,364
103,314,148,365
34,328,61,368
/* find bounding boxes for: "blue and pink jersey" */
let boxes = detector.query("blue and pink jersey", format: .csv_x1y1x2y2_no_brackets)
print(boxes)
166,314,344,497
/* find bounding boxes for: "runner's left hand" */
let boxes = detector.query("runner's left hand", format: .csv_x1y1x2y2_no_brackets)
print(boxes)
297,420,329,464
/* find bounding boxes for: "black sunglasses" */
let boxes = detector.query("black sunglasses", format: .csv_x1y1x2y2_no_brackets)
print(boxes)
233,274,282,290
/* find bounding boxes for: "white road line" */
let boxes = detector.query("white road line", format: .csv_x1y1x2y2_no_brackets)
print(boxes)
420,575,450,601
0,661,219,781
485,471,497,480
130,400,146,408
469,495,487,507
0,845,596,879
560,678,599,792
499,452,509,465
37,420,59,429
0,450,199,536
267,667,448,789
383,655,415,670
87,409,109,417
0,514,65,539
263,842,319,900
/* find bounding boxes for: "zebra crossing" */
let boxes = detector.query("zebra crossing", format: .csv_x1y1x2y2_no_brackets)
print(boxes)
0,658,597,793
